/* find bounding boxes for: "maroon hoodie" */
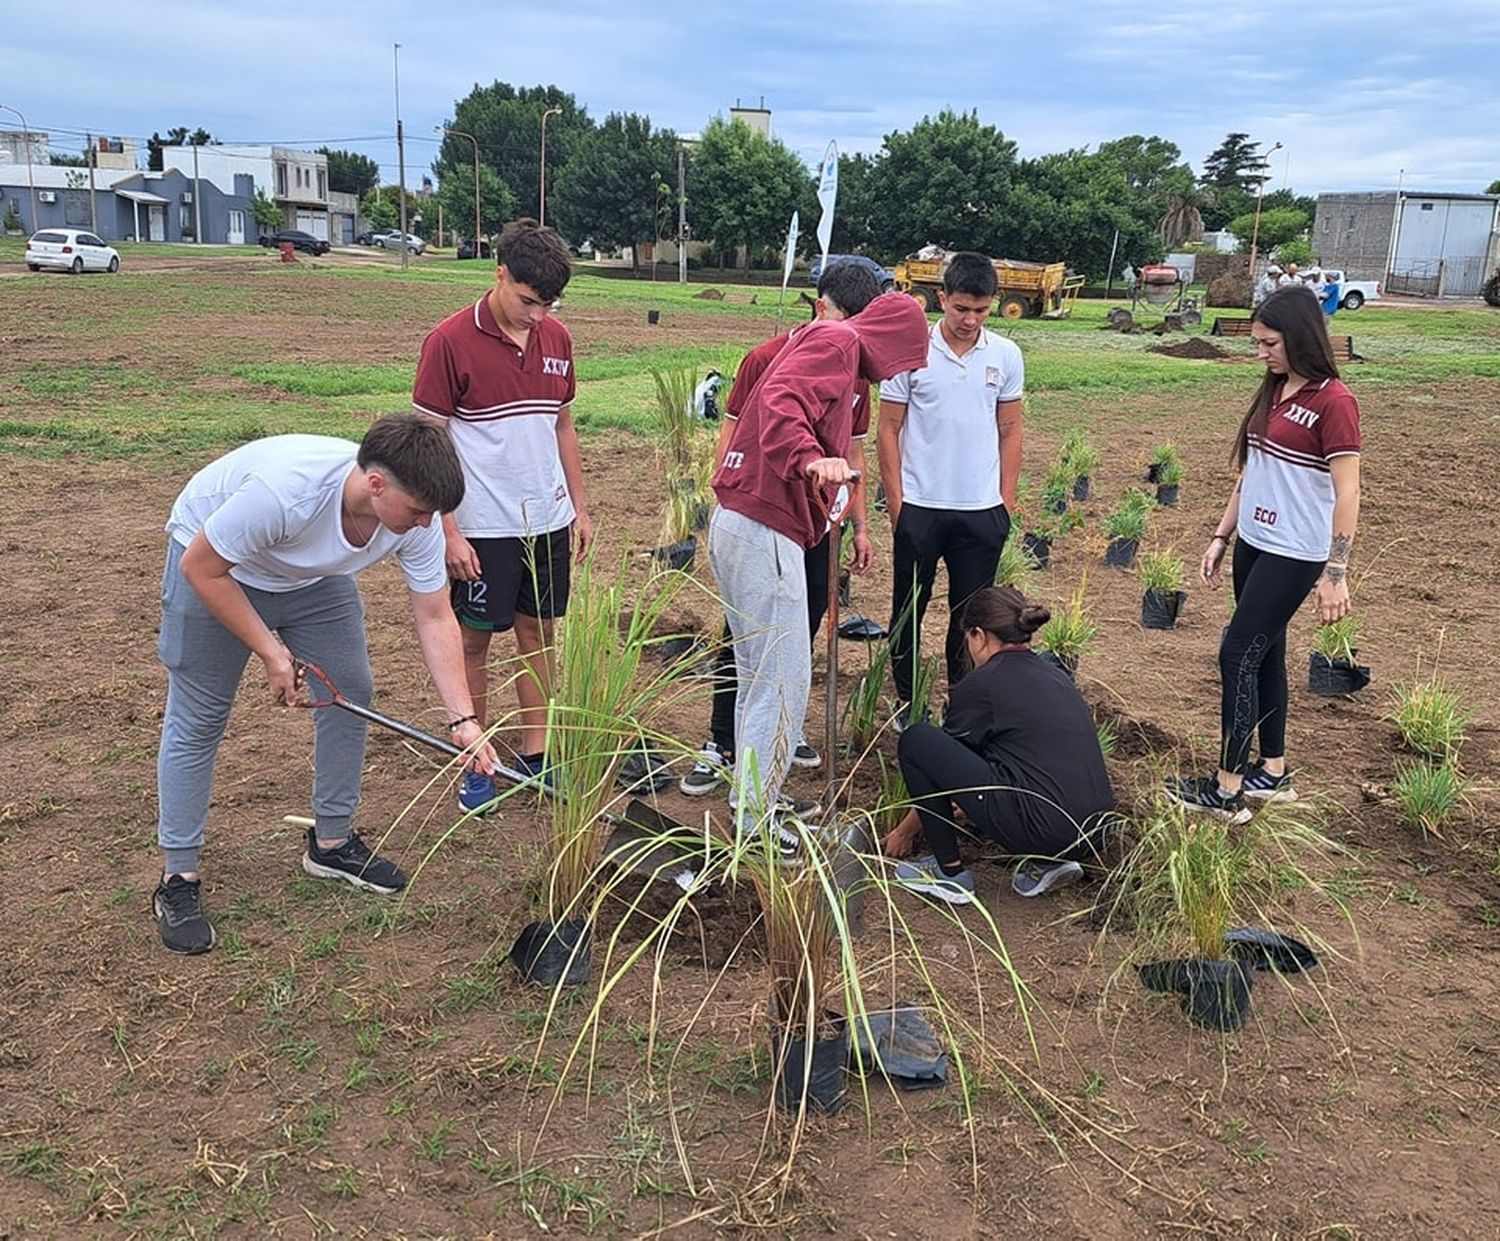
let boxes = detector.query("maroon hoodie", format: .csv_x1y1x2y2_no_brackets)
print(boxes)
712,292,928,548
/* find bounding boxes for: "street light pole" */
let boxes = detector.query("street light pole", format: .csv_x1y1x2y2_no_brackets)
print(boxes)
1247,140,1283,283
439,126,482,259
0,103,38,233
539,107,561,226
677,141,687,286
394,43,409,271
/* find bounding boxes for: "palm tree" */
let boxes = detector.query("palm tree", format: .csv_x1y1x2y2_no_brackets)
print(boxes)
1157,184,1216,247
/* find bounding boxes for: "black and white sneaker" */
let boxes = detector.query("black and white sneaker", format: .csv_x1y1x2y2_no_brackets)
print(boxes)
791,742,823,770
738,816,805,862
680,741,730,797
1011,859,1085,898
775,791,822,819
302,829,408,894
1242,762,1297,803
154,875,215,955
1165,776,1252,825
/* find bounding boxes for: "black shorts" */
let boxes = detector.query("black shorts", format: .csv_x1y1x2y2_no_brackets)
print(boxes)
451,529,571,632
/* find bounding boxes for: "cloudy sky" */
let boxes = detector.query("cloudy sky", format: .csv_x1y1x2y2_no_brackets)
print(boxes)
7,0,1498,195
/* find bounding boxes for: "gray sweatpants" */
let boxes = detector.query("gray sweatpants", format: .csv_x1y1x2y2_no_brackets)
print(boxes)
156,539,372,874
708,507,809,820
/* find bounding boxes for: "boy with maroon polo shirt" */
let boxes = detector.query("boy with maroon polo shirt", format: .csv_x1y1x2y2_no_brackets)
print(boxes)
413,219,593,810
710,292,928,840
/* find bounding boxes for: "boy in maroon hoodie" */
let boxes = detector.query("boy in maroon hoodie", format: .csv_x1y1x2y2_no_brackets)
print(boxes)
710,292,928,843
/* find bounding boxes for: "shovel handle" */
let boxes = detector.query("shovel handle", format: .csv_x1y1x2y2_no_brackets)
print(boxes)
292,658,465,759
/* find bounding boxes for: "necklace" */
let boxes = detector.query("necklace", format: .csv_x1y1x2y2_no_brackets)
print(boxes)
343,504,378,546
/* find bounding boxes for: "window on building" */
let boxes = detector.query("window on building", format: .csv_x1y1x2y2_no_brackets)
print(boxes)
317,170,326,199
277,164,287,196
63,191,90,226
180,204,195,239
1420,202,1434,211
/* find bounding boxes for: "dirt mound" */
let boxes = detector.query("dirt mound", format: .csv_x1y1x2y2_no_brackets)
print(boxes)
1150,337,1227,360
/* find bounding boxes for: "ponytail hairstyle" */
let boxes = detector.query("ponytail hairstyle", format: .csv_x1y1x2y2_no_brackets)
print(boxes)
961,586,1051,646
1232,285,1341,471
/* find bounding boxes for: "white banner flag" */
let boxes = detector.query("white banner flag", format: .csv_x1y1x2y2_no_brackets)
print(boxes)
780,210,800,295
815,140,839,276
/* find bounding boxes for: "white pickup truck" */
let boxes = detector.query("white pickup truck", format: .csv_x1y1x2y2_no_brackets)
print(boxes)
1316,269,1381,311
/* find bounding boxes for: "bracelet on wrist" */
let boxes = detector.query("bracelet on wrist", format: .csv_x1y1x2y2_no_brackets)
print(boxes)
447,713,478,731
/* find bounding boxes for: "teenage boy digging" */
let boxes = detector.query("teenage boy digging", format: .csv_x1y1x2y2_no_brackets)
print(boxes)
413,218,593,809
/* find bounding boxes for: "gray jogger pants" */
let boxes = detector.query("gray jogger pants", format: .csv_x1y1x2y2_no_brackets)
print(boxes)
708,507,809,819
156,539,372,873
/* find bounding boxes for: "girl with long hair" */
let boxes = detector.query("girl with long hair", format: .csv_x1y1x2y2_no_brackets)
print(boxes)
1169,285,1362,818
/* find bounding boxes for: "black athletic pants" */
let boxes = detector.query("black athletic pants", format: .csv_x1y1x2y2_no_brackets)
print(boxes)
897,723,1078,864
889,504,1010,703
708,530,832,755
1219,539,1324,775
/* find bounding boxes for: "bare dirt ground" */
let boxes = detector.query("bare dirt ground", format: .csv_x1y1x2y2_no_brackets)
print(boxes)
1,268,1498,1236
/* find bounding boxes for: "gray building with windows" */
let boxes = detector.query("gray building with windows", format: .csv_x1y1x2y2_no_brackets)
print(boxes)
0,163,255,244
1314,191,1500,298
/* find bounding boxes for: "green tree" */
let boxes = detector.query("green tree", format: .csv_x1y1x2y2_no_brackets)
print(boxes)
550,112,677,266
1158,181,1216,247
49,152,89,167
361,190,397,231
690,116,813,267
866,110,1018,257
317,148,380,197
251,188,281,235
437,83,593,221
829,152,879,255
1486,179,1500,195
1007,147,1160,281
1201,132,1265,192
148,126,214,171
435,161,516,245
1226,207,1309,252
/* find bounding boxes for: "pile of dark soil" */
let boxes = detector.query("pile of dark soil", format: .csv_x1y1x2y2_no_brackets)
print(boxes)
1150,337,1228,360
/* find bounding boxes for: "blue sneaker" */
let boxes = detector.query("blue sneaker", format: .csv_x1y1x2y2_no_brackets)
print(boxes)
458,771,497,814
514,752,560,797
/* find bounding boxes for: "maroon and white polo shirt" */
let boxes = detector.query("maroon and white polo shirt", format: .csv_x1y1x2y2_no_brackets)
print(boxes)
1237,377,1361,562
412,296,577,538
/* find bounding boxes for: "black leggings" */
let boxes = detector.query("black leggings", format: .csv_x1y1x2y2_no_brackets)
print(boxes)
709,531,831,754
897,723,1078,865
1219,540,1324,775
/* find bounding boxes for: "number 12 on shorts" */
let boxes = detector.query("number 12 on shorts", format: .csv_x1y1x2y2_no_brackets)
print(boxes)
466,580,488,606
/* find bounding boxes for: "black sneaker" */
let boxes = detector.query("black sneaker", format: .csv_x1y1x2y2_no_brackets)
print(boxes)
680,741,730,797
302,829,408,894
1165,776,1251,825
791,742,822,770
154,875,214,955
1242,762,1297,803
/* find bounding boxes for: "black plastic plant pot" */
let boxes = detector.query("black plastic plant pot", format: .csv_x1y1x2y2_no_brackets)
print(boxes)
1137,957,1254,1032
647,309,661,325
1147,462,1163,484
652,536,696,572
1104,536,1138,569
1037,648,1077,679
1072,475,1091,502
772,1012,848,1115
510,917,591,988
1141,588,1187,629
692,501,711,532
1044,494,1068,516
1308,651,1372,696
1156,484,1180,507
1021,531,1052,568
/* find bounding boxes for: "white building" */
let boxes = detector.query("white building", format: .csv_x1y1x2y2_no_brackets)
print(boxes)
163,144,330,238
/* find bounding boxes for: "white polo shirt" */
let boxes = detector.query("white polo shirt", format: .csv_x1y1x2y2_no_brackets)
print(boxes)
880,323,1024,510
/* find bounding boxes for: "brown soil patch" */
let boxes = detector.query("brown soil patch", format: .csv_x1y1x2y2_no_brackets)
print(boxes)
1150,337,1228,360
1,263,1498,1236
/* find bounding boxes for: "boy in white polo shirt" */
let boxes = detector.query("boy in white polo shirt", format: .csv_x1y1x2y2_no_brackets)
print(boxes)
877,252,1025,723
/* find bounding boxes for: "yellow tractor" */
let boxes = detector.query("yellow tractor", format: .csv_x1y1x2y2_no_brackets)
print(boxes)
894,252,1084,319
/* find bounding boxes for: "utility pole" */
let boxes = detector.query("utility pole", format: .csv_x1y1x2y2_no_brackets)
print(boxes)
677,142,687,286
192,143,204,244
539,107,561,226
394,42,409,271
86,131,98,233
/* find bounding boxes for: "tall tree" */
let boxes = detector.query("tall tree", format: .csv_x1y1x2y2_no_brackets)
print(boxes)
1201,132,1265,192
1487,179,1500,195
436,83,592,221
865,110,1018,258
1007,147,1161,281
317,148,380,197
148,126,214,171
1225,207,1309,252
829,152,878,254
434,162,516,245
550,112,678,267
690,116,813,267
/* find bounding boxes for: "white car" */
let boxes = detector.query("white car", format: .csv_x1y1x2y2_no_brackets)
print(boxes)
1316,269,1381,311
373,229,425,254
26,229,120,274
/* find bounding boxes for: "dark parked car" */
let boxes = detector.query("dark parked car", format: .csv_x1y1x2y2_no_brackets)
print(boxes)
355,230,376,246
808,253,895,292
259,229,330,256
457,239,492,260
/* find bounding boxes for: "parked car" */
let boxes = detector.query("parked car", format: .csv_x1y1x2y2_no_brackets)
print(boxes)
456,239,492,260
259,229,330,256
1315,268,1381,311
25,229,120,274
808,253,895,293
355,230,376,246
372,229,425,254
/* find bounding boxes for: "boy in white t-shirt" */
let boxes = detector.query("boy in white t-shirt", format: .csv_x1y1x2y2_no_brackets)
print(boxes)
154,415,497,956
877,252,1025,725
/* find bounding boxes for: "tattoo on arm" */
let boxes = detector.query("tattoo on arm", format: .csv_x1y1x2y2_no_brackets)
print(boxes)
1328,533,1352,564
1324,563,1347,585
